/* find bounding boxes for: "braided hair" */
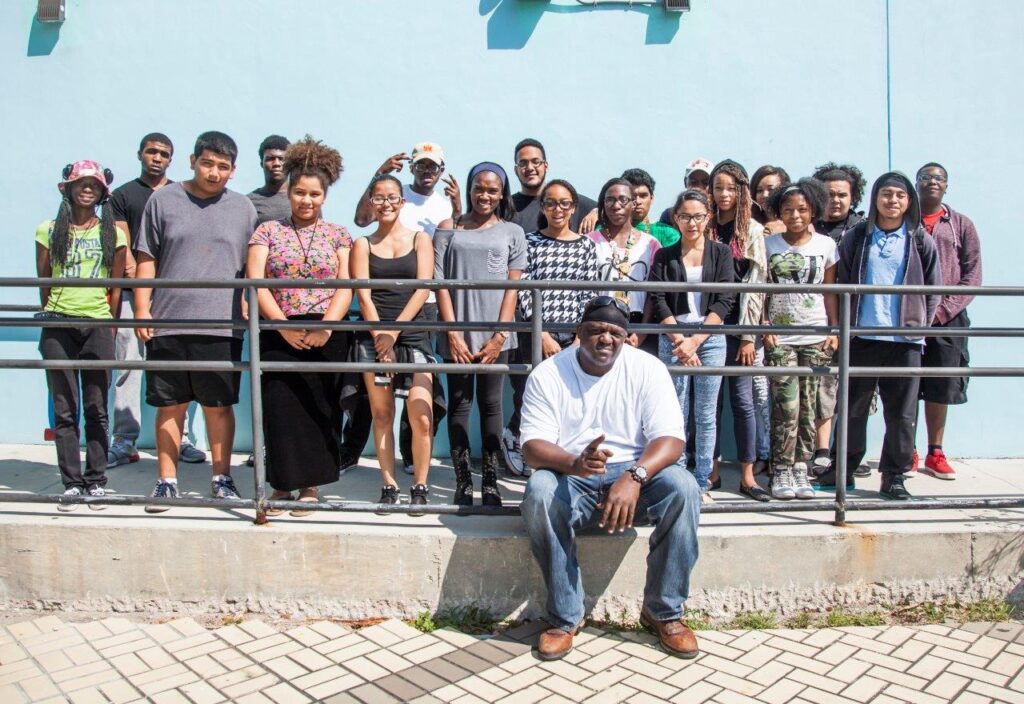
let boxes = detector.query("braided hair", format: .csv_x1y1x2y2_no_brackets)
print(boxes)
283,135,343,190
50,190,118,271
708,161,753,254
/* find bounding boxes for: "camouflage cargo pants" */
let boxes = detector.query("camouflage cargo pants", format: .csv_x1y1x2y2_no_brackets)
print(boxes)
765,342,833,468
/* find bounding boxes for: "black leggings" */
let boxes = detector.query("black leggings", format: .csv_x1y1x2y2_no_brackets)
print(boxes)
446,351,509,454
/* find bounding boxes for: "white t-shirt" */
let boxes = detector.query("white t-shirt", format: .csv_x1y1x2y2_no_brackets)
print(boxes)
399,184,452,303
586,230,660,317
764,232,839,346
519,344,685,464
677,265,704,324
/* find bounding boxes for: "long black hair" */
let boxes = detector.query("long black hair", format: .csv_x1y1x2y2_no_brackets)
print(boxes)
50,191,117,271
596,177,635,229
536,179,579,230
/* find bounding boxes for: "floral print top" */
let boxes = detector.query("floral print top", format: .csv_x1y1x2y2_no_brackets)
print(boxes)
249,219,353,316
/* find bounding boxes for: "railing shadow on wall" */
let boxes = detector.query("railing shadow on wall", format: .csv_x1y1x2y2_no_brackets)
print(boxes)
481,0,682,50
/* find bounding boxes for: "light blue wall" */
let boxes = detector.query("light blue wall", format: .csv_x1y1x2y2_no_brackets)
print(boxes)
1,0,1021,455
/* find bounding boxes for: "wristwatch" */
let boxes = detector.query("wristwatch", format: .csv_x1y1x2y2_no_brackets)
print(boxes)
628,465,649,485
493,330,509,341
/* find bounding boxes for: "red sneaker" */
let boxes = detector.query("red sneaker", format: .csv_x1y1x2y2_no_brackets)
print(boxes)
906,449,919,476
43,427,56,442
922,449,956,480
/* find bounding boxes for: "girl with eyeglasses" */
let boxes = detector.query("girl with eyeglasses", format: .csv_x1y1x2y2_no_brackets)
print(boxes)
649,190,753,502
503,180,599,475
705,160,772,492
585,178,661,348
247,137,352,516
434,162,527,507
350,174,442,515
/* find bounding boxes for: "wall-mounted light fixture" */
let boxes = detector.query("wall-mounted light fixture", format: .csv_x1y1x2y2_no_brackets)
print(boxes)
664,0,691,11
36,0,66,23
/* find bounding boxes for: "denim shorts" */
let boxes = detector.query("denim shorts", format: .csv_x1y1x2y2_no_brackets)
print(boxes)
355,339,428,364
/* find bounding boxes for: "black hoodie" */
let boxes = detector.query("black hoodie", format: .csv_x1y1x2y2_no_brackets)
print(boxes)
837,171,941,338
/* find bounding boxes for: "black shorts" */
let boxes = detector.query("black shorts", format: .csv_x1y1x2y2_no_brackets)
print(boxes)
920,310,970,405
146,335,243,408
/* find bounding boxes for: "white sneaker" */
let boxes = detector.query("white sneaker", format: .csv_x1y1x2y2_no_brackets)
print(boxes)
700,491,716,505
87,485,108,511
500,427,526,476
58,486,82,512
792,463,815,500
771,467,796,500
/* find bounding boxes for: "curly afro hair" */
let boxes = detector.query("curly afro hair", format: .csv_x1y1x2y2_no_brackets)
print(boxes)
768,177,829,221
813,161,866,209
284,135,343,189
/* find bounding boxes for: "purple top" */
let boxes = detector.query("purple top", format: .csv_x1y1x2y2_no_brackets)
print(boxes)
929,205,982,324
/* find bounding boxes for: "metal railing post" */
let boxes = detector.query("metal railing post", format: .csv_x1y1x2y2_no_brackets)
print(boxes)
248,285,268,525
834,292,851,527
531,289,543,367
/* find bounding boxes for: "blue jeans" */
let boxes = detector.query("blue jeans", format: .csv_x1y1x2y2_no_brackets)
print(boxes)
521,462,701,632
659,333,726,491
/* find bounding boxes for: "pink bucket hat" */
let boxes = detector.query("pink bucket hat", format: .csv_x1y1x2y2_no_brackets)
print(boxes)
58,160,114,195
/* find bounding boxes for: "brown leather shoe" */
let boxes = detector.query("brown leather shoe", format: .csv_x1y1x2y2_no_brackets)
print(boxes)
536,627,575,661
640,608,699,658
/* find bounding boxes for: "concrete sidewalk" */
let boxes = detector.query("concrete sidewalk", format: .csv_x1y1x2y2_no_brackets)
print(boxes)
0,445,1022,621
2,612,1024,703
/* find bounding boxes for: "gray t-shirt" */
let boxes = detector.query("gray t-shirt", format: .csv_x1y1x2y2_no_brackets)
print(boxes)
137,183,258,338
433,220,527,356
247,188,291,225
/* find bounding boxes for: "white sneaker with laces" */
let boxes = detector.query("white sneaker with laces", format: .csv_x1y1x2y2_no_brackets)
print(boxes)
771,467,797,500
58,486,82,512
792,463,815,500
87,485,108,511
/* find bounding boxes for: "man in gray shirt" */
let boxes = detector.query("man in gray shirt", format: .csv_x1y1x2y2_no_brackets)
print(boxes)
247,135,291,224
135,131,258,511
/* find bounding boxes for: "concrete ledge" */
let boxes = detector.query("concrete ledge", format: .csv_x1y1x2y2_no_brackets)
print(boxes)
0,445,1022,620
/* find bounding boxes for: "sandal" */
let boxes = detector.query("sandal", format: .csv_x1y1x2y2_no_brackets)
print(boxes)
290,489,319,517
266,490,294,517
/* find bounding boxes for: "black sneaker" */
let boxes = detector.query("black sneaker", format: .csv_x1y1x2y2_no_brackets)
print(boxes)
880,473,911,501
811,465,855,491
376,485,400,515
211,475,240,500
409,484,429,517
812,449,831,469
338,448,360,477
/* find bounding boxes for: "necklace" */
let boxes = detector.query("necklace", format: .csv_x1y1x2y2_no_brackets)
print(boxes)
604,228,640,304
289,218,322,277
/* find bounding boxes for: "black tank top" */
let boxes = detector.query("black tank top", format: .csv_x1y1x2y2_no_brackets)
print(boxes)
369,246,427,348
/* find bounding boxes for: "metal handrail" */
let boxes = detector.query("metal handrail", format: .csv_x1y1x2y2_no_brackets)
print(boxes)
2,277,1022,525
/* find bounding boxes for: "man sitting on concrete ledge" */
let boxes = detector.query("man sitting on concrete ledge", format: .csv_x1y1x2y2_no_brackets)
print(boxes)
519,295,702,661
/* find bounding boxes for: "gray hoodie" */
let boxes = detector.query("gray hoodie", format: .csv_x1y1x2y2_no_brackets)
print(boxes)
837,171,941,338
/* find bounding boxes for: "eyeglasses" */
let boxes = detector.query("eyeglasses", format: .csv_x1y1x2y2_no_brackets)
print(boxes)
918,174,947,184
541,199,575,211
603,196,635,207
413,161,442,174
516,158,546,169
585,295,630,317
674,213,707,225
370,195,402,206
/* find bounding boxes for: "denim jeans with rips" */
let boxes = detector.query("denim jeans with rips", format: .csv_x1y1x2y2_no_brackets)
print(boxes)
521,461,701,632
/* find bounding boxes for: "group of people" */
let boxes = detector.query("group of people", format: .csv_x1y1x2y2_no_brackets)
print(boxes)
35,131,981,518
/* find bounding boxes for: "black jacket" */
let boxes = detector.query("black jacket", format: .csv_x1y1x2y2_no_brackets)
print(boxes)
649,238,736,322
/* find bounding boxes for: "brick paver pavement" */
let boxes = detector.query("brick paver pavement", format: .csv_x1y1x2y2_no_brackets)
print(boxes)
1,615,1022,703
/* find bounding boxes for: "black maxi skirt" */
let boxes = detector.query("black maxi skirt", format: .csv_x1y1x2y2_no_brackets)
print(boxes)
261,314,349,492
